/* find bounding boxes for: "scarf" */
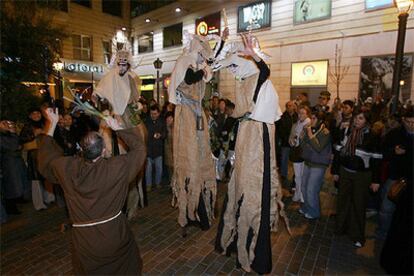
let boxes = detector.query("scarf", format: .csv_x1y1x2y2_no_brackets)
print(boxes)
343,126,368,156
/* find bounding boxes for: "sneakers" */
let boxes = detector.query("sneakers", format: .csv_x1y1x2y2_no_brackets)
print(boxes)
353,241,363,248
298,209,305,215
365,209,378,218
304,213,318,220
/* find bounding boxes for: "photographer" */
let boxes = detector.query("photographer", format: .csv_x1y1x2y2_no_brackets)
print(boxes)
299,111,331,219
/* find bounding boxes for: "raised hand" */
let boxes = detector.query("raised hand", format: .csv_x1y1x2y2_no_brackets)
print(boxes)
45,107,59,125
43,107,59,136
237,33,259,61
105,116,124,131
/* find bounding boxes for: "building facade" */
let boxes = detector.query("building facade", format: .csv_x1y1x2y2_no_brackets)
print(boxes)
49,0,130,101
50,0,414,108
129,0,414,108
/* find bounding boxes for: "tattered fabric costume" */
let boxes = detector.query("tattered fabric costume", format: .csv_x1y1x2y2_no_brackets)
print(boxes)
213,41,289,274
168,34,220,230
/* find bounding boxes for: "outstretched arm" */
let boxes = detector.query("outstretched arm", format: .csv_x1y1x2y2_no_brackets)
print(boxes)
37,108,65,184
105,116,146,183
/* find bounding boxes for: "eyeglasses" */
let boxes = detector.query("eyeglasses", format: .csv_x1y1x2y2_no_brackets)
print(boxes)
319,97,328,100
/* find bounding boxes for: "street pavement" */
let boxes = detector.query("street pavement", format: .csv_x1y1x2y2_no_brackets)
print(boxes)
1,177,385,275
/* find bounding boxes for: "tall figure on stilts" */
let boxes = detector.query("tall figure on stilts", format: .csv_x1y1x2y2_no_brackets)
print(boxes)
213,34,289,274
168,32,222,235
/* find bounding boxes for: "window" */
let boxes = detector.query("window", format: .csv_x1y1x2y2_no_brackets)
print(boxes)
37,0,68,12
102,0,122,17
163,23,182,48
117,42,124,51
138,32,153,54
102,40,112,64
130,0,174,18
72,34,92,61
71,0,91,8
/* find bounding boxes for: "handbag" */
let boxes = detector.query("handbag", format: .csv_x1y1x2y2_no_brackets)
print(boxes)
387,178,407,204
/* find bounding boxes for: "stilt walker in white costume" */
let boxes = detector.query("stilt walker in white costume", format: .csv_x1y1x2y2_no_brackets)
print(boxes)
213,34,290,274
168,31,226,234
93,46,147,218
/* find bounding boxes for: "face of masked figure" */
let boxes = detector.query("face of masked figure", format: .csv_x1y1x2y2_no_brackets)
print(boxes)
190,36,214,65
214,54,259,79
118,63,129,76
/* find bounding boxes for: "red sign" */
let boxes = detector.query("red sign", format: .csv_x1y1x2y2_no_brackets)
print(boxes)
195,12,221,36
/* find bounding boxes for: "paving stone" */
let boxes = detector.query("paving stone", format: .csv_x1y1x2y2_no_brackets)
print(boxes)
1,177,386,275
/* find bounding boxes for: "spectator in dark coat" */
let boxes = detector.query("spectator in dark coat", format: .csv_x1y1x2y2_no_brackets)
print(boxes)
332,111,382,248
144,105,167,190
276,100,297,187
376,108,413,240
0,120,30,214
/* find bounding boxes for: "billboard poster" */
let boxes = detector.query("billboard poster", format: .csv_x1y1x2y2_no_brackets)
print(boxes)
237,1,271,33
359,54,413,103
293,0,331,25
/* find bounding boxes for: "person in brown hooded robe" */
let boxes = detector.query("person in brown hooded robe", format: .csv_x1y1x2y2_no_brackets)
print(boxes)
37,108,145,275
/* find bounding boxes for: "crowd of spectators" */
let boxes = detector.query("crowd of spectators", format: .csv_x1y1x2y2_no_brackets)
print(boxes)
0,90,412,274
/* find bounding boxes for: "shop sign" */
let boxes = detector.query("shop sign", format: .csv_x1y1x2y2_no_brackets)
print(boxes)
237,0,271,33
195,12,221,36
64,62,105,74
291,60,328,86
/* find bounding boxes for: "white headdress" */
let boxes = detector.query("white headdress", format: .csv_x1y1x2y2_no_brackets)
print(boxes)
168,32,218,104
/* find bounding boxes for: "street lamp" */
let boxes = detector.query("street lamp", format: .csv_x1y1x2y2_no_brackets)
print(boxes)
391,0,413,114
153,58,163,103
53,59,64,99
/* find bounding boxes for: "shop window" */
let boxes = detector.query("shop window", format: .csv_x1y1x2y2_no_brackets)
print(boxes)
163,23,182,49
71,0,91,8
117,42,124,51
72,34,92,61
102,40,112,64
37,0,68,12
138,32,153,54
130,0,174,18
102,0,122,17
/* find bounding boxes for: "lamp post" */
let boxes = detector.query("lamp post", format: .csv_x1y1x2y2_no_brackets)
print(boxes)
153,58,163,104
391,0,413,114
53,59,64,99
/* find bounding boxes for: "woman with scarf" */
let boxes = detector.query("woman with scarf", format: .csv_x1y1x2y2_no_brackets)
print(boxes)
288,105,311,202
332,111,382,248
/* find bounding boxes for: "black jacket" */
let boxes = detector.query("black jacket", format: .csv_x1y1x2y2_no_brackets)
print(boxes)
145,117,167,158
382,126,414,181
276,111,298,147
331,127,383,183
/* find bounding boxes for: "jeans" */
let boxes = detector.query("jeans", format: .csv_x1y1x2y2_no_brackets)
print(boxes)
376,178,396,240
145,156,163,187
292,162,304,202
280,147,290,179
300,164,326,218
